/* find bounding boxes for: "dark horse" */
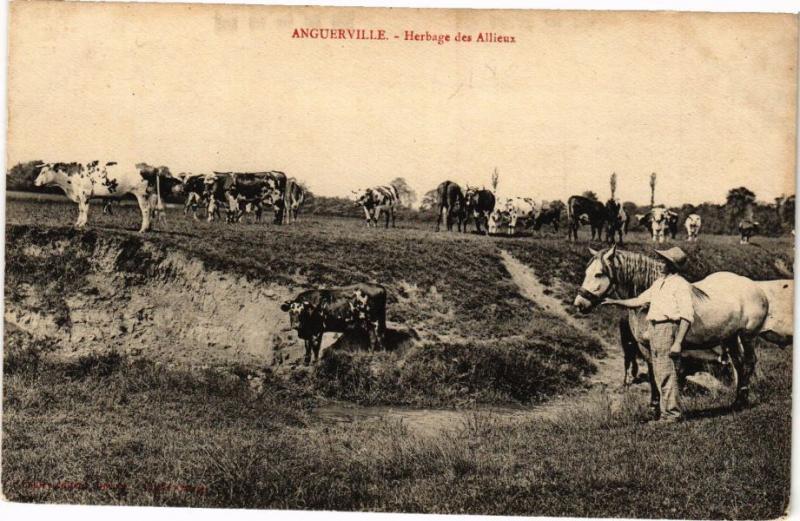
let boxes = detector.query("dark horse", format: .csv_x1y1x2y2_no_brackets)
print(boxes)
566,195,605,241
435,180,466,232
464,186,496,234
605,199,626,245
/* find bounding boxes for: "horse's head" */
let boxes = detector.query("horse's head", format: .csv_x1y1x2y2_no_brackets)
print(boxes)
574,244,617,313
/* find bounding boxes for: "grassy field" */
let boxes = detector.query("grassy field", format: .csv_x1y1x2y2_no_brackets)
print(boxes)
3,196,794,516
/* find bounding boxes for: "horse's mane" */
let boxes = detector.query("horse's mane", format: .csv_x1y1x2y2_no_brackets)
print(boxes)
606,248,709,301
610,250,663,298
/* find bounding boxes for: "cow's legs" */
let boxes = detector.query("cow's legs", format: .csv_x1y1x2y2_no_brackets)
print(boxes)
134,193,151,232
304,339,313,365
75,197,90,228
373,207,382,228
369,320,385,351
312,333,322,363
273,200,284,225
391,207,396,228
436,207,443,231
207,198,216,222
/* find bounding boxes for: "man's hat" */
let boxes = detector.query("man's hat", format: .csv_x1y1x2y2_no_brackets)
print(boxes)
655,247,688,269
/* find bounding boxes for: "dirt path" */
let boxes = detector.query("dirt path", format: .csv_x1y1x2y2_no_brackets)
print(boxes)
499,249,623,391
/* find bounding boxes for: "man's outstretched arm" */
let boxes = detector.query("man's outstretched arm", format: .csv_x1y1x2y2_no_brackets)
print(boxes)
601,288,652,309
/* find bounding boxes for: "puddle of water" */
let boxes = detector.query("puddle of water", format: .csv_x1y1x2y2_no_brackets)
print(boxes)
311,404,535,438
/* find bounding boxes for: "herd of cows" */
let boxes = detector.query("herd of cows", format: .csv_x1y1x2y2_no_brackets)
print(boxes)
30,161,762,244
25,160,789,371
430,180,757,244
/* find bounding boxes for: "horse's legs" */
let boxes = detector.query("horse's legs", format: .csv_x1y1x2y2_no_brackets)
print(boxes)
734,336,757,408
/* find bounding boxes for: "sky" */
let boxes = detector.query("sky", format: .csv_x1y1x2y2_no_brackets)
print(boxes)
7,2,797,207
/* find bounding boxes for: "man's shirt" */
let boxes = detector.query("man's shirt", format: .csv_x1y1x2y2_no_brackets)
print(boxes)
640,273,694,324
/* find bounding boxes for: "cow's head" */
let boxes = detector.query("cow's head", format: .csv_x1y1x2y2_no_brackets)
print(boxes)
32,163,57,187
464,186,478,208
281,300,315,329
574,245,618,313
349,289,370,321
262,187,283,206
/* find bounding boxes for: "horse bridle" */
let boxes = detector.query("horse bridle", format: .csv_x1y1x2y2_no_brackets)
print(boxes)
577,254,620,306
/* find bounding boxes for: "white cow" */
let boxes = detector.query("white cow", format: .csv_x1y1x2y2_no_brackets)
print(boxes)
685,214,702,242
33,161,177,233
487,209,500,234
645,206,668,243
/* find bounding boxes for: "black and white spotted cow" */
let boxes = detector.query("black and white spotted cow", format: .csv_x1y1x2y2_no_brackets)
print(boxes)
640,207,668,243
283,178,306,224
354,185,400,228
33,161,181,232
179,174,209,219
211,171,287,224
464,186,496,234
280,284,388,365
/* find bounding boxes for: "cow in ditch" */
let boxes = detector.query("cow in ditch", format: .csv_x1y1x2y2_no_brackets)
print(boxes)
280,284,388,365
33,161,181,232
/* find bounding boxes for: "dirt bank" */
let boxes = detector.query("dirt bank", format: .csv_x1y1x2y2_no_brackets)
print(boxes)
6,230,314,367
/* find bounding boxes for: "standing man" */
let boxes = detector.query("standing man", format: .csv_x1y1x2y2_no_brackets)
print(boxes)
602,247,694,423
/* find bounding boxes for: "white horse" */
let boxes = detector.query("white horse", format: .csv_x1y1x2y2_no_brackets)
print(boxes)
573,245,793,408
